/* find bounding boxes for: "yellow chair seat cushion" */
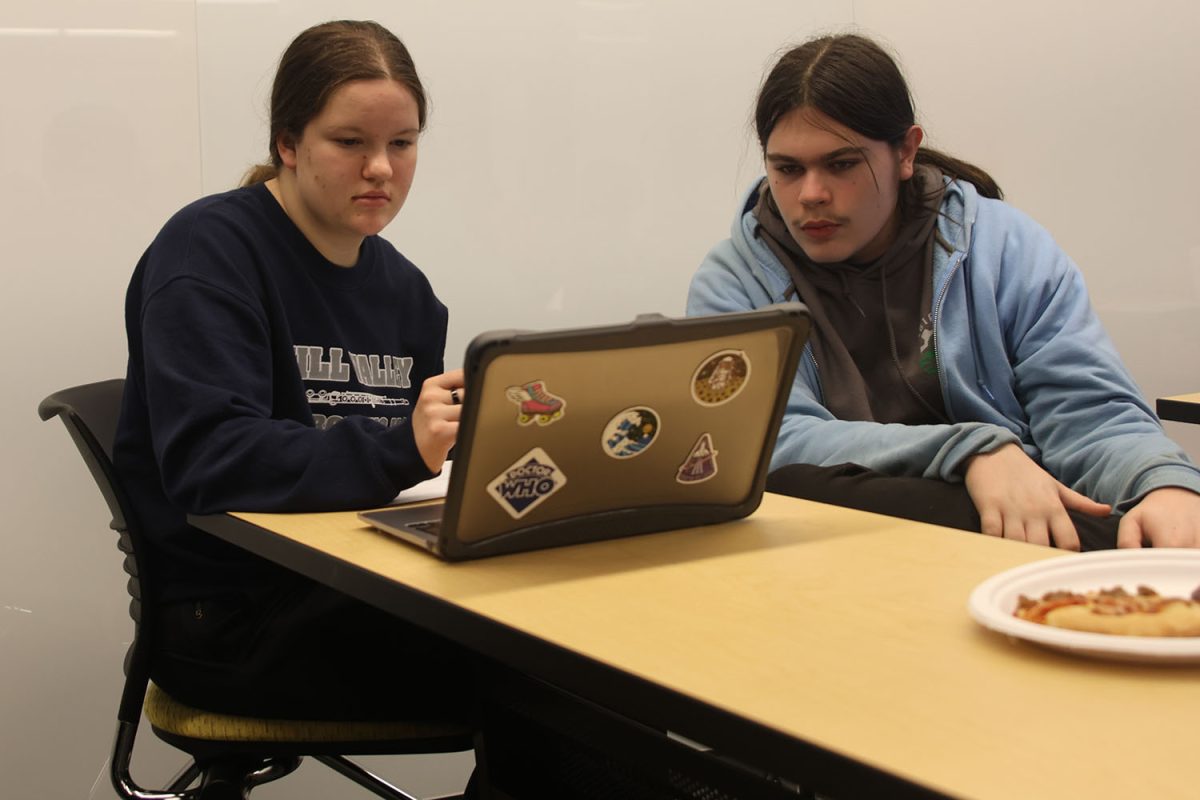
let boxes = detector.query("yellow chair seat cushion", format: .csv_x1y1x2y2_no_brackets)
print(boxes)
144,682,470,743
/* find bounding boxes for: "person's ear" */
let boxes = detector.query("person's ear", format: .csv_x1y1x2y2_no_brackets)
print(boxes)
276,131,299,171
897,125,924,181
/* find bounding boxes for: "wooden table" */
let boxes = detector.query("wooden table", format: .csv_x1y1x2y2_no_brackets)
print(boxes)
191,494,1200,800
1157,392,1200,424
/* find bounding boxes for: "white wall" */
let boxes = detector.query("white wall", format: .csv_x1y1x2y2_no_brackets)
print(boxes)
2,2,205,796
4,1,1199,797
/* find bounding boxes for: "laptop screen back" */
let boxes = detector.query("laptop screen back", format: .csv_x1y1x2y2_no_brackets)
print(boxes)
442,306,807,553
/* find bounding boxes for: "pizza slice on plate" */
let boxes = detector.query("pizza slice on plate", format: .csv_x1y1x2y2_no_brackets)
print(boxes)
1014,585,1200,637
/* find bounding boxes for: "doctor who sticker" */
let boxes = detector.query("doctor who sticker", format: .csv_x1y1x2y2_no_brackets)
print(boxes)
487,447,568,519
601,406,661,459
691,350,750,406
676,433,718,484
504,380,566,426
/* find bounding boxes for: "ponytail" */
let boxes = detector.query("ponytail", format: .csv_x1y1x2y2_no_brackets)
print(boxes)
916,148,1002,200
240,163,278,188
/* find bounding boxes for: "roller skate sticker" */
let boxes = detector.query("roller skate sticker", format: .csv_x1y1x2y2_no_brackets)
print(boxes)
691,350,751,406
486,447,568,519
505,380,566,426
601,406,661,459
676,433,718,484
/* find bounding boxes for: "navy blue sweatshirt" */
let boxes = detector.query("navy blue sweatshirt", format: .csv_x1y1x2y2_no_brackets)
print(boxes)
114,183,447,601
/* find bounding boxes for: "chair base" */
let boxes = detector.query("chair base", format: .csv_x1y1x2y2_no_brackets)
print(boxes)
195,756,302,800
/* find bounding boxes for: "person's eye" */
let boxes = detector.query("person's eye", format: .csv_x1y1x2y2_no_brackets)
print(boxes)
829,159,860,173
774,163,802,177
390,138,413,149
336,138,362,147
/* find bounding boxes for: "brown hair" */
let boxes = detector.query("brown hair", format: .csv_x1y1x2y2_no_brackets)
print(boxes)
755,34,1002,207
242,20,427,186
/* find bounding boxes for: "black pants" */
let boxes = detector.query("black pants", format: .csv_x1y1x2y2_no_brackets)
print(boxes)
766,463,1120,552
151,572,476,721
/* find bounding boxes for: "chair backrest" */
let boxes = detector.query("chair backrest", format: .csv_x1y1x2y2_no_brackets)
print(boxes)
38,379,155,725
38,379,129,531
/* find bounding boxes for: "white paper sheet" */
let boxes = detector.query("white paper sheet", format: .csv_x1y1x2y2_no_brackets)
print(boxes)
389,461,452,505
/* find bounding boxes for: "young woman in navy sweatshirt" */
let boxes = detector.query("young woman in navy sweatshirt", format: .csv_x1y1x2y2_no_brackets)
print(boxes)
115,20,472,721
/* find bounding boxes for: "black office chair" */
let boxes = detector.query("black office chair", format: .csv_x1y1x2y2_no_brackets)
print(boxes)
39,379,475,800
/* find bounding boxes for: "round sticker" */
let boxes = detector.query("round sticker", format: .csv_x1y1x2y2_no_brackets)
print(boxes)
691,349,751,406
601,406,661,459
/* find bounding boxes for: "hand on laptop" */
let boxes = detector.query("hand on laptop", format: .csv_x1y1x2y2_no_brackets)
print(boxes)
413,369,465,473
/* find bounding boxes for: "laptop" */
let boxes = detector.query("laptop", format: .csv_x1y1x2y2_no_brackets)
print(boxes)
359,303,811,560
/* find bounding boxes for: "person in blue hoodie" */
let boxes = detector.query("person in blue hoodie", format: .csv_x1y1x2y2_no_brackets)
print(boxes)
688,33,1200,552
115,21,473,722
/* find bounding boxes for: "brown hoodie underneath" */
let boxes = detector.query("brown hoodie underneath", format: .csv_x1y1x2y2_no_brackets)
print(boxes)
754,165,949,424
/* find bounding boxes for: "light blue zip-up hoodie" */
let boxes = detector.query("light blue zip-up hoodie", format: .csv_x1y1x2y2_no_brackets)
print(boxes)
687,177,1200,511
